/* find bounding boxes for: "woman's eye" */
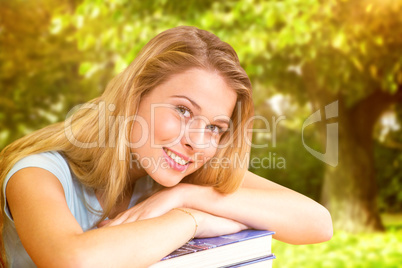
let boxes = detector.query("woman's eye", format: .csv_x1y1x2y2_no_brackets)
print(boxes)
176,106,192,118
206,125,223,134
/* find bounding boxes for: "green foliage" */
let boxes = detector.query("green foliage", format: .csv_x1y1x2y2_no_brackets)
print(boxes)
273,230,402,267
273,214,402,267
250,123,325,201
375,143,402,213
60,0,402,105
0,0,97,148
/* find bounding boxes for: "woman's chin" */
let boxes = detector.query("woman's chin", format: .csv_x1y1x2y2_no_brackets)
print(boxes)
150,171,183,187
157,178,181,188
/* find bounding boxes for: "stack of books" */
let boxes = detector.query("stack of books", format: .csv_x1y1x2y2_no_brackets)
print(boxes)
150,229,275,268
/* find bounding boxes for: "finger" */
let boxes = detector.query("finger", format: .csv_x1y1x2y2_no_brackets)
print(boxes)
106,216,128,227
101,213,130,228
110,209,143,227
97,219,112,228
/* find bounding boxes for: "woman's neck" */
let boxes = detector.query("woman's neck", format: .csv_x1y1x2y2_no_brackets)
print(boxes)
128,161,148,182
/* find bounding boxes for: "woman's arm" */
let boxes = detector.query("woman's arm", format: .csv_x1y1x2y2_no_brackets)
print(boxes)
6,167,245,267
106,171,332,245
182,171,333,245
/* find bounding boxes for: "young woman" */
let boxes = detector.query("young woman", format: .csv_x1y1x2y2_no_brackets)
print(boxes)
0,26,332,267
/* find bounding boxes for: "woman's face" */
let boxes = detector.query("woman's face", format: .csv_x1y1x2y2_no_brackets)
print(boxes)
130,68,237,187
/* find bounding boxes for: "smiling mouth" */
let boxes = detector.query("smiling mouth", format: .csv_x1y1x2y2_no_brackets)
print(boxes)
163,147,191,166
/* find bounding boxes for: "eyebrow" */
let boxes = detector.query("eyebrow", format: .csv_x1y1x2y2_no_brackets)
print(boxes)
170,94,231,126
214,118,230,127
170,95,201,111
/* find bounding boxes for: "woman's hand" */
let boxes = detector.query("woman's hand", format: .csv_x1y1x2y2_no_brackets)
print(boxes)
100,204,248,239
98,185,185,228
97,184,248,238
189,209,248,238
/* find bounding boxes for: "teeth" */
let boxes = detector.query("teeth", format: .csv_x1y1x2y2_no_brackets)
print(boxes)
164,148,189,166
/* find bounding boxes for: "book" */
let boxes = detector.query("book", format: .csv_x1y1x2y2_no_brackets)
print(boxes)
223,254,276,268
150,230,275,268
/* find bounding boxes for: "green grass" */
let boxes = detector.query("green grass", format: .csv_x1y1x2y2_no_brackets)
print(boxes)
271,214,402,268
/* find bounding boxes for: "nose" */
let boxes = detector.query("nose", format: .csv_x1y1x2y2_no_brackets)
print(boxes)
181,119,208,151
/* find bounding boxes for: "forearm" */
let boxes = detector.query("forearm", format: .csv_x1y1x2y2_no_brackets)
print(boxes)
53,210,195,268
182,184,332,245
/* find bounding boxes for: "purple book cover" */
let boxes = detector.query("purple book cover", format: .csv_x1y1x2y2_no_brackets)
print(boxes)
162,230,275,260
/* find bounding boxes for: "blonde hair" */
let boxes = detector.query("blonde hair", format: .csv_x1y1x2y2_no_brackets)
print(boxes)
0,26,253,265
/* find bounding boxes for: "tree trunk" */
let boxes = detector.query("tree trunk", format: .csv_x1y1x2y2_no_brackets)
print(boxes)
302,63,402,232
319,90,402,232
320,101,384,232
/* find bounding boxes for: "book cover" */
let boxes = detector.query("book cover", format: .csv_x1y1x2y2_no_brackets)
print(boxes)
162,230,275,260
150,230,274,268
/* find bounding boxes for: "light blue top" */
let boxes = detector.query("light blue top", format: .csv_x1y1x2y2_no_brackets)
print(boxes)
2,151,160,267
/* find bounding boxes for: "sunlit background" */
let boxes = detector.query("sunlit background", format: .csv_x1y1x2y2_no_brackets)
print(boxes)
1,0,402,267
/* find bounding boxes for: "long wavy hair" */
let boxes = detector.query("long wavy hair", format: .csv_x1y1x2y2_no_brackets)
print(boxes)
0,26,253,265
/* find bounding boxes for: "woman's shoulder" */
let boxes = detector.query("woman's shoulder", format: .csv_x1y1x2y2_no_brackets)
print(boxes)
4,151,73,193
2,151,77,224
7,151,69,177
15,151,67,165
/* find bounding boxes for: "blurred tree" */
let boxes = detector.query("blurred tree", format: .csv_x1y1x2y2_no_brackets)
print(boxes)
237,0,402,232
0,0,93,148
